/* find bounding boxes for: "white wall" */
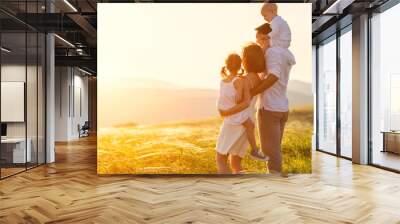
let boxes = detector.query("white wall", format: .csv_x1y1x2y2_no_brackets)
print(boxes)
55,67,70,141
55,67,89,141
72,73,89,138
1,65,26,139
1,65,39,138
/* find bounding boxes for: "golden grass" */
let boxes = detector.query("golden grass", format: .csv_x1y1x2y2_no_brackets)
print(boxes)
98,107,313,174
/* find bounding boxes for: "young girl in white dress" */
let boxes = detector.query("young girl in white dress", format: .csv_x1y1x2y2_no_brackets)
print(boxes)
216,53,267,174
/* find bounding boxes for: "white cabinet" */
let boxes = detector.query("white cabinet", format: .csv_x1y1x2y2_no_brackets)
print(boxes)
1,138,32,163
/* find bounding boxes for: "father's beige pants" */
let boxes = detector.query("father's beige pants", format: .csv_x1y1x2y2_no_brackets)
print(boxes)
257,109,289,172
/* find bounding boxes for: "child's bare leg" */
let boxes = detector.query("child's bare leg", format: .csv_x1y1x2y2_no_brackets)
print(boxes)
230,155,243,174
243,118,268,161
242,118,258,152
216,153,231,174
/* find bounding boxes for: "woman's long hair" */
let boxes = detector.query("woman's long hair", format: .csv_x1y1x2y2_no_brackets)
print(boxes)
242,43,265,73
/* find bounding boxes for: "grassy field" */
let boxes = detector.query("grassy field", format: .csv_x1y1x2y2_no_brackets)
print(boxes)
98,106,313,174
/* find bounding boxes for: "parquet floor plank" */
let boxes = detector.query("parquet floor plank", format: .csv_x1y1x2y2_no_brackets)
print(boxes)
0,136,399,223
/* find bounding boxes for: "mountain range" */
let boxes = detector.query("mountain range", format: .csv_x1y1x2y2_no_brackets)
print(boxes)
98,78,313,126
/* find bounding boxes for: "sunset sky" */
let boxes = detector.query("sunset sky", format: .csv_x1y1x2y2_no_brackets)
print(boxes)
98,3,312,90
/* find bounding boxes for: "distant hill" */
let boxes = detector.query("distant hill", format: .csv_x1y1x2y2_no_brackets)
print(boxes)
98,78,313,126
288,80,313,96
114,77,182,89
287,80,313,108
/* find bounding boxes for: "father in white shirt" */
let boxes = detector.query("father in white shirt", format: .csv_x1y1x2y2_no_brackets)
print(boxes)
251,3,296,174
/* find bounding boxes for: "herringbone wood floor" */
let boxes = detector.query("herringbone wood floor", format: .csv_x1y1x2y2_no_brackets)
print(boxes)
1,136,400,224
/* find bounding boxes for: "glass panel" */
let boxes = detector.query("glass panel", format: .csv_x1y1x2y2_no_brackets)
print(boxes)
318,36,337,154
27,31,38,169
390,75,400,130
0,1,46,179
38,33,45,165
371,3,400,171
26,0,38,169
340,28,352,158
1,32,27,177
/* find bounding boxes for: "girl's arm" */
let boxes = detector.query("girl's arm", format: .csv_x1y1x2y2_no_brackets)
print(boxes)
235,77,244,104
219,78,251,117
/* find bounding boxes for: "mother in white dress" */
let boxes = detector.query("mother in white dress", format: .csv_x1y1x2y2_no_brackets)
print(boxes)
216,43,266,174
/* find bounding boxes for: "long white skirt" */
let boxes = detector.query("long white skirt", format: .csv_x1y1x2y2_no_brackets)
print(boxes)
215,120,249,158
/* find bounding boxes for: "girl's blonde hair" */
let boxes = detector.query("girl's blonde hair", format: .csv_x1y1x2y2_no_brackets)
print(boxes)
221,53,244,79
